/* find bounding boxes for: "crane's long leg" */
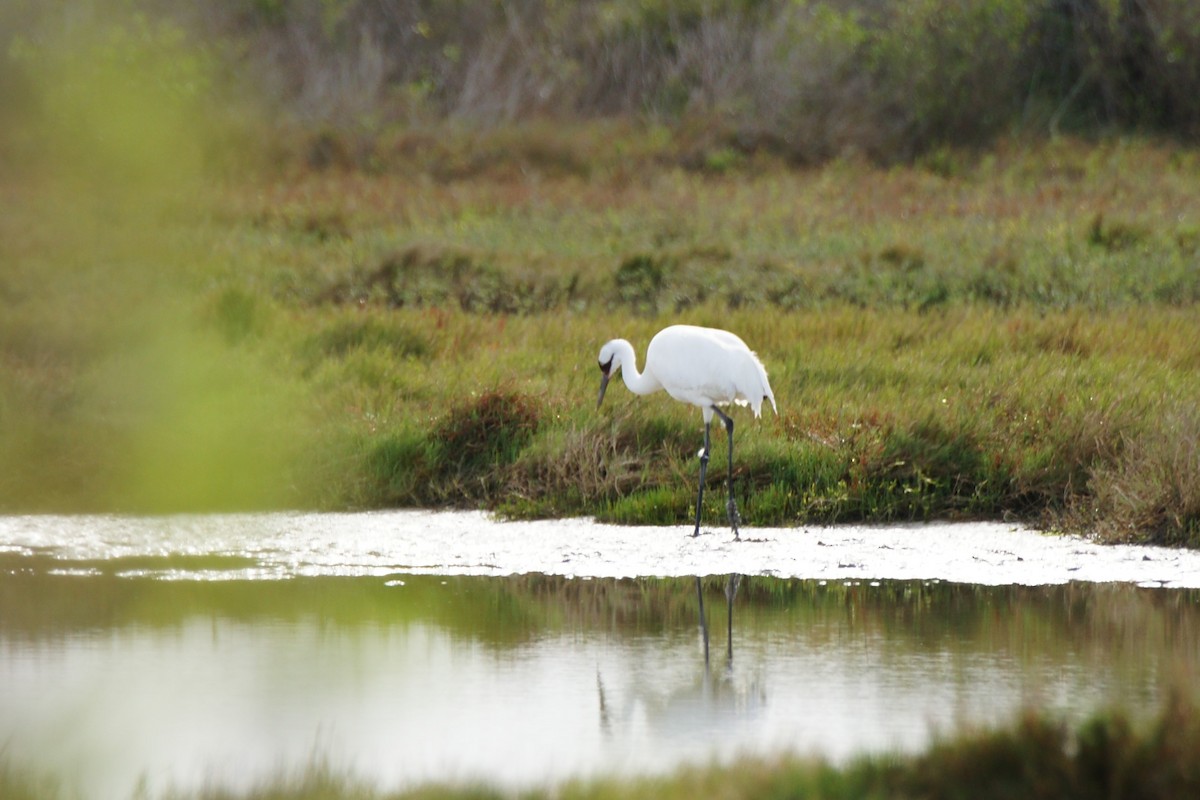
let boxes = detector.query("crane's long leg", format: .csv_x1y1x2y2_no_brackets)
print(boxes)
692,421,712,537
711,406,741,540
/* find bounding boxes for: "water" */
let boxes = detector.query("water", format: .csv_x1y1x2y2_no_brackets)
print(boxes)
1,513,1198,799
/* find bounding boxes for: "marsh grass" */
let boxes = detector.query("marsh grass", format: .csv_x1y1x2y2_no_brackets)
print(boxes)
3,24,1199,542
274,300,1197,542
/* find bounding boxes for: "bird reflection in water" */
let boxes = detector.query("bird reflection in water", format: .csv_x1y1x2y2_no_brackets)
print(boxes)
597,574,763,745
697,573,742,666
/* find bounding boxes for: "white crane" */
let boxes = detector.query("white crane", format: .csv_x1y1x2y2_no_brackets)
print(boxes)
596,324,777,540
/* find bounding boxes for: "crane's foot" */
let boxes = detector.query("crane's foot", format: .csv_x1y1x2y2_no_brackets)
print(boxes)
726,498,742,541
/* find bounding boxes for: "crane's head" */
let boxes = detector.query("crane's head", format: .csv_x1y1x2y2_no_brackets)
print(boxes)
596,341,620,409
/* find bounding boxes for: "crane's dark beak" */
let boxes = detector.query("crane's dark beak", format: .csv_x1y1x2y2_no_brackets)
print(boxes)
597,358,612,409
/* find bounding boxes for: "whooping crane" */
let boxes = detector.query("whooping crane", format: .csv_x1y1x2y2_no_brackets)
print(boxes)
596,325,777,540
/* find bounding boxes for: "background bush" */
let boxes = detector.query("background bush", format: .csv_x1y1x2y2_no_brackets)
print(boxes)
8,1,1199,164
41,0,1188,162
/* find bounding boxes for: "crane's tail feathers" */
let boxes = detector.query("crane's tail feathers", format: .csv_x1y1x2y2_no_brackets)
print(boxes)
747,395,778,419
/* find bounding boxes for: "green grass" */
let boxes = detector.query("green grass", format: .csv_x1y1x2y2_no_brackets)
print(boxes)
5,133,1200,544
2,17,1200,544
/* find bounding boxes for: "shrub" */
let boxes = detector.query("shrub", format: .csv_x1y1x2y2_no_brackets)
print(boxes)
427,389,543,504
613,254,668,316
1089,403,1200,547
322,248,570,314
21,0,1200,164
358,389,543,507
301,316,429,363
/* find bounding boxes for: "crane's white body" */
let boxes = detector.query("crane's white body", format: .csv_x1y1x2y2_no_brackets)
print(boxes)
597,325,777,424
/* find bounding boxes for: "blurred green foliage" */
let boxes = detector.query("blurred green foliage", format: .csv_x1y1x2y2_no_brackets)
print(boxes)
0,10,310,512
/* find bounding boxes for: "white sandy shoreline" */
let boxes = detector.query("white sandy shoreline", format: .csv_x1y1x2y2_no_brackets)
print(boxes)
3,510,1199,587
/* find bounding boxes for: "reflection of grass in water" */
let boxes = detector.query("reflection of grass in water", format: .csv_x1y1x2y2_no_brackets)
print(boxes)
4,571,1195,681
1,570,1197,796
4,699,1199,799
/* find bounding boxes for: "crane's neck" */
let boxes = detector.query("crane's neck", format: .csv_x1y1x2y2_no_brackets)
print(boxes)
614,340,661,396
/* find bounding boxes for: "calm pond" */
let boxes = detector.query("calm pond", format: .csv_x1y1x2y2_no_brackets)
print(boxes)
0,563,1195,800
1,514,1198,799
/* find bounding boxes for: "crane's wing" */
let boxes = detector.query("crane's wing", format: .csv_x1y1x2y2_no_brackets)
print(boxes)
646,326,777,416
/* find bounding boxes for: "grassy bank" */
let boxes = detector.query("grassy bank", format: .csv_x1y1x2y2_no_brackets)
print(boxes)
2,13,1200,545
8,130,1199,544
